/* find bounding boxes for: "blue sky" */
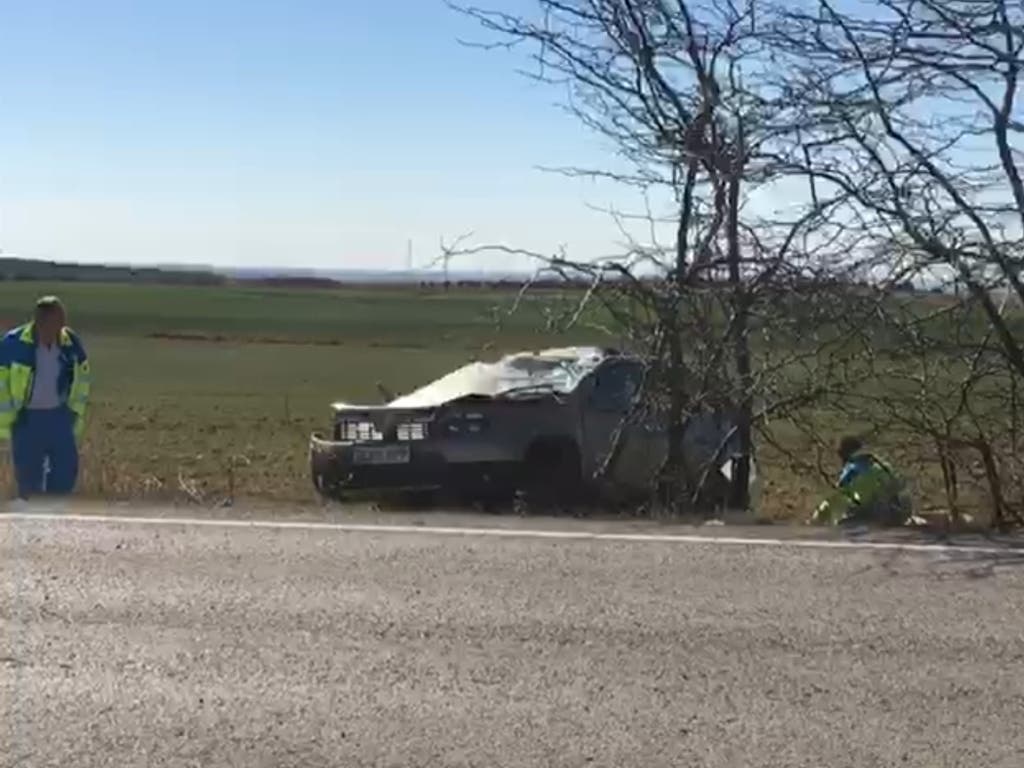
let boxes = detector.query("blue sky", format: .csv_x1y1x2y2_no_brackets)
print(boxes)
0,0,637,271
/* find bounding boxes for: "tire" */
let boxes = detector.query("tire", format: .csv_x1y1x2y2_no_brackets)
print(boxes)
519,438,583,512
695,467,731,513
312,469,344,503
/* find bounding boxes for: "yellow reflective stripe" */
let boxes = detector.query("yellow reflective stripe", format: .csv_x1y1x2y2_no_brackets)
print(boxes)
0,365,13,422
0,383,15,429
9,363,32,408
67,358,91,419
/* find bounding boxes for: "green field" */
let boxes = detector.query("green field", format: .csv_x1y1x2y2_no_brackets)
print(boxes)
0,282,608,506
0,280,976,518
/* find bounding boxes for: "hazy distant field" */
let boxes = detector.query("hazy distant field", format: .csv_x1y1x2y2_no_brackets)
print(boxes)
0,280,973,518
0,281,582,347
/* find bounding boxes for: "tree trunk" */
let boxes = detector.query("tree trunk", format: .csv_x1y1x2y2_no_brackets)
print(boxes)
726,171,753,511
659,165,700,509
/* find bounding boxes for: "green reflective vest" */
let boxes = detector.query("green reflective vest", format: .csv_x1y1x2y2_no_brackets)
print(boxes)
813,453,910,526
0,322,92,440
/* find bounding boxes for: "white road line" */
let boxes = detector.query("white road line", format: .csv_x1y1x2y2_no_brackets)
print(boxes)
1,511,1021,556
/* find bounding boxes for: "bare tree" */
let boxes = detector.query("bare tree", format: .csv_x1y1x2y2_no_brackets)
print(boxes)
771,0,1024,367
769,0,1024,526
449,0,854,513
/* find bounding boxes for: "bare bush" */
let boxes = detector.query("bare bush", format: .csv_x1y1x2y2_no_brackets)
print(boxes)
768,0,1024,525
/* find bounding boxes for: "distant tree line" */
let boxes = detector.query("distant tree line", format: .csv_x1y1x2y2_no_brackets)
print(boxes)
0,257,226,286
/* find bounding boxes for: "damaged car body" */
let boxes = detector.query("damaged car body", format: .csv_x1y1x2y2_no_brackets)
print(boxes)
309,346,758,509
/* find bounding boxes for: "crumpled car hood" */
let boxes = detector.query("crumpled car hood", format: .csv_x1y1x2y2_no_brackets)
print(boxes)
333,346,612,410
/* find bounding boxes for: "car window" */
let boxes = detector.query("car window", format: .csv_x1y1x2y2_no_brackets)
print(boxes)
589,362,643,412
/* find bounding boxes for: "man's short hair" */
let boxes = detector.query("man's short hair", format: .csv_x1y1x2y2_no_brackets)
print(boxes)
34,295,65,323
34,295,63,313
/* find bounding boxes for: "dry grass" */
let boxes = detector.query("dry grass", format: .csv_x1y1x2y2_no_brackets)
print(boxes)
0,335,479,505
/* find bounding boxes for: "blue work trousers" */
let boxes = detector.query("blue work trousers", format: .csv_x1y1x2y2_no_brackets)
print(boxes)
11,406,79,499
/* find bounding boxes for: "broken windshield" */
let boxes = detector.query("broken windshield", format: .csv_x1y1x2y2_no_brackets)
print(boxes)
491,355,587,395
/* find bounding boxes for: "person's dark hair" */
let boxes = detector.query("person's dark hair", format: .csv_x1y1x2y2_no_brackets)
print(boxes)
838,435,864,461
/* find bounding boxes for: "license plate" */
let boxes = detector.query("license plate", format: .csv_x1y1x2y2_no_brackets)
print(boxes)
352,445,411,465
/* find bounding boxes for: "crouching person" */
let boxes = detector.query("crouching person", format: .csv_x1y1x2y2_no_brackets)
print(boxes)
0,296,91,501
812,436,912,527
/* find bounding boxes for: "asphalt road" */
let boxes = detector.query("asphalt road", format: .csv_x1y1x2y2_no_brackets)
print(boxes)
2,511,1023,767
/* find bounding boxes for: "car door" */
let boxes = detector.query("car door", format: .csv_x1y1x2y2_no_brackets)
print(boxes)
579,360,648,486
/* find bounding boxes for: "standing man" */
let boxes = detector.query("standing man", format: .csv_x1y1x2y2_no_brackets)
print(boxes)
0,296,92,500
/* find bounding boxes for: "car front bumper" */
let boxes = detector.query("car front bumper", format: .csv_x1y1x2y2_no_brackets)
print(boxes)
309,433,521,498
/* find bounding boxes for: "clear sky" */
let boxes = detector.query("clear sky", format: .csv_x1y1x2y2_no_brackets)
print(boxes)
0,0,637,272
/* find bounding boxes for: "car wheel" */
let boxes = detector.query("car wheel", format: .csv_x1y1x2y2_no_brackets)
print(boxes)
520,438,583,513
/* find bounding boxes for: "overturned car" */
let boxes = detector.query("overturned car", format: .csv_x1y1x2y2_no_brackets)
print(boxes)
309,346,757,508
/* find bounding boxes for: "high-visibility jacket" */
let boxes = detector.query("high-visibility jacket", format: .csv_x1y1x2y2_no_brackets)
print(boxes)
812,452,910,525
0,322,92,441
